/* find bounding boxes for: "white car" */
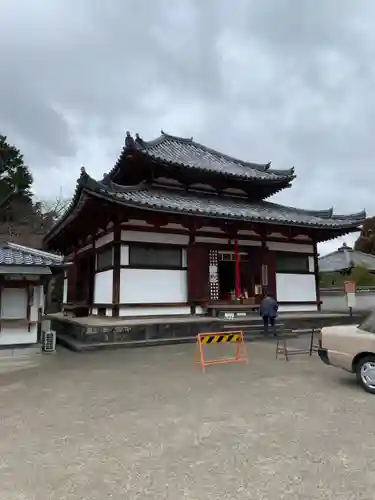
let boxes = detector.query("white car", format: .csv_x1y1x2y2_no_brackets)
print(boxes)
319,310,375,394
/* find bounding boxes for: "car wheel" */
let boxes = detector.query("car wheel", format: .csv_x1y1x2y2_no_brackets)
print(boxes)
356,356,375,394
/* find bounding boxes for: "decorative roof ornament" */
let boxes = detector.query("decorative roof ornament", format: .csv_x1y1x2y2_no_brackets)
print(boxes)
135,133,146,149
80,166,87,178
160,129,193,142
125,131,136,150
102,173,111,184
101,173,115,192
338,242,352,251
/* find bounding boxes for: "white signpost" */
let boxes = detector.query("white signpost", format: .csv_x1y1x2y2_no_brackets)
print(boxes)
344,281,356,317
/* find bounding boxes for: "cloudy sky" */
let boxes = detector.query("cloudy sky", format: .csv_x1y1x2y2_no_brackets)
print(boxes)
0,0,373,255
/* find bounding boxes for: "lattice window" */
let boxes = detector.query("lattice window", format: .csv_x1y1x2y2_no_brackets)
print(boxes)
208,249,219,300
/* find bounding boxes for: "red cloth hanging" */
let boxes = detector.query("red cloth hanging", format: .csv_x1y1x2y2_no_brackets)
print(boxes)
234,238,241,299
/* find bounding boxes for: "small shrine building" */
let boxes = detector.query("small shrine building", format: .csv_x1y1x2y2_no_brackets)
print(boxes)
43,131,366,318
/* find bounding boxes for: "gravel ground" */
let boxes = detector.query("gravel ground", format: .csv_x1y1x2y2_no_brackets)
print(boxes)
0,340,375,499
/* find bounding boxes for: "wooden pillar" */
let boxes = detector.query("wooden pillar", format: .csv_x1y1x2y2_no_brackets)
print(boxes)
262,238,277,299
0,280,3,333
26,282,32,332
112,226,121,317
187,237,209,306
313,241,321,311
66,254,78,303
88,234,96,314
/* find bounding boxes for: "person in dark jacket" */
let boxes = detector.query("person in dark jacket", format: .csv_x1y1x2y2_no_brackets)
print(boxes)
259,293,278,332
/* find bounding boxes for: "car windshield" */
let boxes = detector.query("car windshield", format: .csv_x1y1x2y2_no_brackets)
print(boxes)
359,310,375,334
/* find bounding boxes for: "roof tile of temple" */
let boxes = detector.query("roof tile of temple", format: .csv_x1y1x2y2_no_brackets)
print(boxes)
112,131,296,183
45,172,366,242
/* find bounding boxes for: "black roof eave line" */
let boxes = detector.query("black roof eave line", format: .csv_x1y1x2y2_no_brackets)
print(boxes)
141,133,294,175
143,154,295,183
315,228,360,244
43,184,285,245
79,189,364,233
43,178,364,245
43,187,88,244
109,149,295,184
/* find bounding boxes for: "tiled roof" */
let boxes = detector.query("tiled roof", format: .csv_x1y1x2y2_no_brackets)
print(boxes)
123,132,296,182
93,180,365,230
319,244,375,272
43,171,366,245
0,242,65,267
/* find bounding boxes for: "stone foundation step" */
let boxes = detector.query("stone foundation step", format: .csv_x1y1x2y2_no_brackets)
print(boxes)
0,344,42,359
57,330,302,352
53,310,366,353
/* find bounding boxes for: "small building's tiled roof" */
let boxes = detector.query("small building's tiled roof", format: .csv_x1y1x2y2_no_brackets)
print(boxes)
319,244,375,272
0,242,64,267
114,131,296,182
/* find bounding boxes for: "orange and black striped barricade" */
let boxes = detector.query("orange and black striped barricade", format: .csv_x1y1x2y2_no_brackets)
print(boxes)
195,331,248,372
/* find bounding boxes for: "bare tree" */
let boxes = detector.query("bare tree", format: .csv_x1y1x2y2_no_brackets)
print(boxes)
36,187,71,223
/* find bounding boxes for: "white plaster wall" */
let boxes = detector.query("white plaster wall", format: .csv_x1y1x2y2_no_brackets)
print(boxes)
0,324,38,345
121,230,189,245
1,288,27,319
119,306,191,316
238,239,262,247
276,273,316,304
308,256,315,273
278,304,318,312
195,235,261,246
118,305,207,317
195,236,227,244
96,232,114,248
63,278,68,304
182,248,187,268
267,241,314,253
120,269,187,304
30,288,39,322
198,226,225,233
0,285,42,346
120,245,129,266
94,270,113,304
195,306,207,315
39,285,44,309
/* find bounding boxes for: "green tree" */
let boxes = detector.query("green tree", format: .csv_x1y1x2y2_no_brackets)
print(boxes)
0,135,33,202
320,265,375,288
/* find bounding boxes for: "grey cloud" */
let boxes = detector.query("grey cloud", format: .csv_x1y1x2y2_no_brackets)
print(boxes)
0,0,374,254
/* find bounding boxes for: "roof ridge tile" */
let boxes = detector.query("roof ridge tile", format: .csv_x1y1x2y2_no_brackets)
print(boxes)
131,132,295,180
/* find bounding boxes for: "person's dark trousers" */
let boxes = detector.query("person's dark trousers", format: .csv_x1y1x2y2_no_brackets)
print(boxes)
262,315,276,333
